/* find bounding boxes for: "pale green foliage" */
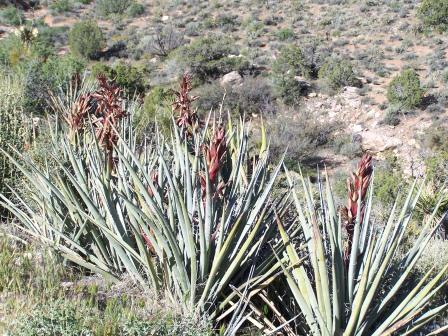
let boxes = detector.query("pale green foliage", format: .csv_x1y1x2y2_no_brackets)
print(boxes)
68,20,105,59
96,0,134,16
1,80,285,324
387,69,424,109
318,57,361,91
2,78,447,334
271,170,448,335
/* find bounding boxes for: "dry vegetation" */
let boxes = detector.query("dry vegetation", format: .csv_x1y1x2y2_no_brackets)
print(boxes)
1,0,448,335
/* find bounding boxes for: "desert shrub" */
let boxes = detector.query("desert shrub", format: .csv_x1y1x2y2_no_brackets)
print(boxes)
91,62,146,96
383,104,402,126
425,150,448,186
272,44,312,79
0,24,67,66
177,36,250,83
0,34,27,67
126,2,144,17
387,69,424,109
96,0,133,16
415,239,448,276
276,28,295,41
14,298,212,336
20,55,85,115
135,86,174,136
268,111,333,168
147,25,185,57
49,0,73,14
318,57,361,91
15,300,90,335
418,0,448,32
373,154,405,209
196,77,274,117
30,26,59,60
0,5,24,25
68,20,105,60
271,44,320,104
333,134,362,159
422,122,448,152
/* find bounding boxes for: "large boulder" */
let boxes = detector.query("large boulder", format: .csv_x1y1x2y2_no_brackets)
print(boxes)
360,130,402,153
220,71,243,87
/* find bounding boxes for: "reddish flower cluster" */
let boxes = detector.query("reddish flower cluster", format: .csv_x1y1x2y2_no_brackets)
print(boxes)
341,153,373,263
91,76,126,151
200,126,227,199
172,74,200,135
68,76,126,151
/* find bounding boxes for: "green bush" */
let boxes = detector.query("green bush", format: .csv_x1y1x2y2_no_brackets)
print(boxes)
318,57,361,91
271,44,314,104
96,0,133,16
387,69,424,109
126,2,145,17
14,299,212,336
49,0,73,14
275,28,295,41
373,155,405,209
272,44,312,79
422,122,448,151
15,301,90,336
196,77,275,117
68,20,105,60
0,5,24,26
383,103,404,126
178,36,250,83
135,86,174,136
21,55,85,115
0,34,27,67
425,150,448,186
91,62,146,96
418,0,448,32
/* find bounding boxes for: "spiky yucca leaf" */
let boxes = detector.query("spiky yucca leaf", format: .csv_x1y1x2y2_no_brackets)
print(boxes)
1,77,288,325
272,163,448,336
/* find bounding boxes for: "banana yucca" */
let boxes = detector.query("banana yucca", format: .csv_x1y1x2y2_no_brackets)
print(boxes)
272,159,448,335
1,75,288,323
1,74,447,334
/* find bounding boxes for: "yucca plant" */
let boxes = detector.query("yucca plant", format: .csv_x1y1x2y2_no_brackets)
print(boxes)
271,155,448,335
1,75,289,327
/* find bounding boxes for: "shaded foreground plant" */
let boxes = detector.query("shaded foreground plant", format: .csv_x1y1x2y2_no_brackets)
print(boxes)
2,74,448,334
1,75,288,327
270,160,448,335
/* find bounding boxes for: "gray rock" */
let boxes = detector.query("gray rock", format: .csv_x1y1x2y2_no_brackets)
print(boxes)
220,71,243,87
360,131,402,153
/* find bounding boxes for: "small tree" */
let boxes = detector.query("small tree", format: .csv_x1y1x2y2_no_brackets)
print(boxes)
68,20,105,60
178,35,249,82
418,0,448,32
92,62,146,96
148,25,184,57
318,57,361,91
387,69,424,109
271,45,312,105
